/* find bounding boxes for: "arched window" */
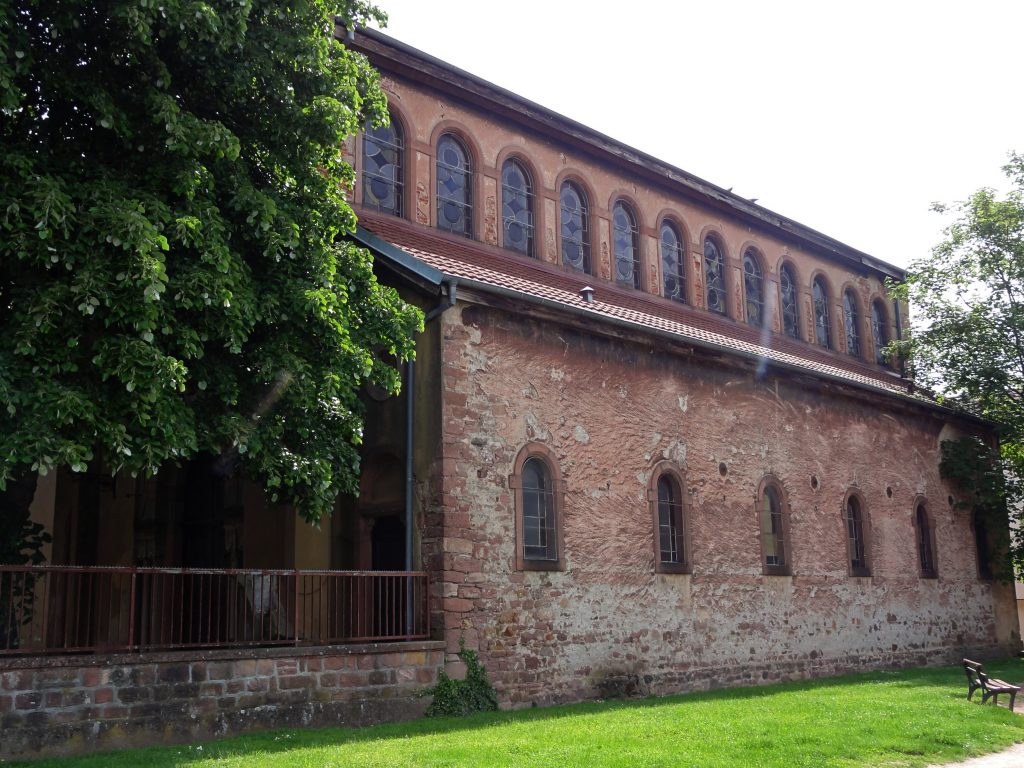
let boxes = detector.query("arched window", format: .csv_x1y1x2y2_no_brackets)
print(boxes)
436,134,472,237
512,445,564,571
780,264,799,339
843,289,861,357
743,249,765,328
973,510,994,580
845,494,869,576
872,300,889,365
915,503,936,578
704,237,726,315
813,277,832,348
560,181,590,273
651,469,688,573
612,201,641,289
501,158,534,257
362,115,403,216
758,480,790,575
660,222,686,303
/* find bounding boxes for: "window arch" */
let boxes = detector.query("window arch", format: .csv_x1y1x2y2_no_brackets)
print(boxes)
872,299,889,365
560,181,590,273
436,134,472,238
650,465,688,573
660,221,686,303
780,263,800,339
362,114,404,216
914,502,937,578
612,201,641,289
843,289,861,357
758,478,791,575
743,248,765,328
844,492,870,576
813,277,832,348
511,444,564,571
501,158,534,257
704,236,726,315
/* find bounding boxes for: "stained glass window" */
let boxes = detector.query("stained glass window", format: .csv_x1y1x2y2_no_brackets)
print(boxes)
743,249,764,328
613,202,640,289
436,134,472,238
704,237,726,315
780,264,799,338
522,458,556,561
560,181,590,273
501,159,533,257
872,300,888,365
813,277,832,348
362,116,403,216
657,474,685,567
846,495,868,575
843,290,861,358
661,222,686,303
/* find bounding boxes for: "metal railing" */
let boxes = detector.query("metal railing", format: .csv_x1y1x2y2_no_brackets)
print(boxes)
0,565,430,655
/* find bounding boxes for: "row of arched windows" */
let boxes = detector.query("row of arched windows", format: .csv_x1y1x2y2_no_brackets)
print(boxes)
360,118,893,365
513,444,993,580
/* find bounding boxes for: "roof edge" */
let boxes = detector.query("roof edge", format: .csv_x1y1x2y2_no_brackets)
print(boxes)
351,225,446,290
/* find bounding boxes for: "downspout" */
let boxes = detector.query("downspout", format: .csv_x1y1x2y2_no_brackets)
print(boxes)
405,278,458,572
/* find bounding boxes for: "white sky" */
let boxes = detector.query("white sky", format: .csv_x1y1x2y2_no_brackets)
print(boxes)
370,0,1022,271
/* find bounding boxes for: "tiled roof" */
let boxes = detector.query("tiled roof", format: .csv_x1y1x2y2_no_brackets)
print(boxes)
357,213,925,405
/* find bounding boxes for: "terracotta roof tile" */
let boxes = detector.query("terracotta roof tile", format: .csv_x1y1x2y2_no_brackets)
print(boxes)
358,213,919,402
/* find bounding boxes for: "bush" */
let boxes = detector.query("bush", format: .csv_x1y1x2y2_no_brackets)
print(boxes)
425,641,498,717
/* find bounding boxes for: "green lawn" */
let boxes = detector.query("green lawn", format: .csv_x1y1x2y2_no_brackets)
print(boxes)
13,659,1024,768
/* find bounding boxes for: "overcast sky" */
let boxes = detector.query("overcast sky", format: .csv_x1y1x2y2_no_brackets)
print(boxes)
370,0,1022,271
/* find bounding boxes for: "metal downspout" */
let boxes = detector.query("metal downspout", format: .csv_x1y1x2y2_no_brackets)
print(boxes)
405,279,458,572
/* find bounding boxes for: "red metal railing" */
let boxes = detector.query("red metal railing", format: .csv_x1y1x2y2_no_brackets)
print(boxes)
0,565,430,655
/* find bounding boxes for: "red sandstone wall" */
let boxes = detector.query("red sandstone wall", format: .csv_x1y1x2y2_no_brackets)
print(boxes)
0,641,444,759
430,305,1018,706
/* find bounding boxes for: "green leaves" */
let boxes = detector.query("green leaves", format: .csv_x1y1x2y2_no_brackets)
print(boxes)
0,0,421,522
896,152,1024,572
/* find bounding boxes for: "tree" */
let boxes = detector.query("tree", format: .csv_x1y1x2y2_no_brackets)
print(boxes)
0,0,422,556
890,152,1024,573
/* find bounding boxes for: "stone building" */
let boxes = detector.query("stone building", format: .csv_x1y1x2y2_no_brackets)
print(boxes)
1,26,1018,758
344,27,1018,705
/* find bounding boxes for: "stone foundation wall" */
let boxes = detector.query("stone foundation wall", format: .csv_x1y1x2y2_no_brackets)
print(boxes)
0,640,444,759
427,305,1020,706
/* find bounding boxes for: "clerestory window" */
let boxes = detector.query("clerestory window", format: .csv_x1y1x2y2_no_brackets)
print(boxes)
843,289,861,358
743,249,765,328
704,237,726,315
362,114,404,217
613,201,641,289
501,158,534,257
560,181,590,273
813,277,832,349
436,134,472,237
660,222,686,304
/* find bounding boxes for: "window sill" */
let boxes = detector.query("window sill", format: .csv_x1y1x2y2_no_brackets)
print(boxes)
655,562,691,575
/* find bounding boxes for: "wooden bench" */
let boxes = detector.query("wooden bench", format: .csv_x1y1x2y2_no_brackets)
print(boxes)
963,658,1020,712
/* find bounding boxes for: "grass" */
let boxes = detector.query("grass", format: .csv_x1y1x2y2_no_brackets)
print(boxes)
12,658,1024,768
